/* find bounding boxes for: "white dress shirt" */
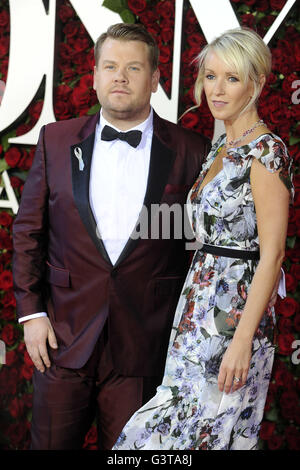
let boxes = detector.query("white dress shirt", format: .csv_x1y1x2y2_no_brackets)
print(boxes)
19,109,153,322
90,109,153,265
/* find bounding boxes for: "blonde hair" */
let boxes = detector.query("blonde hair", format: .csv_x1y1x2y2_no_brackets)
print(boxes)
193,27,271,115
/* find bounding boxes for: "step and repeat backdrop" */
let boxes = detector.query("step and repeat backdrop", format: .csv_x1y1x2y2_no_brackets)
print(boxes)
0,0,299,450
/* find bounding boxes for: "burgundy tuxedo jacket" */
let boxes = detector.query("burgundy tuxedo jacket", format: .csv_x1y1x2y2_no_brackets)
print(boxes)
13,111,210,377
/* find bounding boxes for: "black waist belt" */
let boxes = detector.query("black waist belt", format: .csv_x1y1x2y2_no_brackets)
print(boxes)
201,244,260,260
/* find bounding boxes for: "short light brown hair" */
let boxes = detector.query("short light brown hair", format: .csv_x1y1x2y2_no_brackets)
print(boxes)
94,23,159,72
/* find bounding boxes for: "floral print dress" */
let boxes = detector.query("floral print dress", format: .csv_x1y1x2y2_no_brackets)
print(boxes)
113,133,294,450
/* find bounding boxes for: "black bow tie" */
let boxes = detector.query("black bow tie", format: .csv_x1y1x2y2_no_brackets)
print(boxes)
101,125,142,148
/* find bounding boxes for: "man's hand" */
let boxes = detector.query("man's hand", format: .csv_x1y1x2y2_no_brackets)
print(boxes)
23,317,58,373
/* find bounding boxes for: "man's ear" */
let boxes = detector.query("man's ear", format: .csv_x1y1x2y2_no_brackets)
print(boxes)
93,66,97,91
152,68,160,93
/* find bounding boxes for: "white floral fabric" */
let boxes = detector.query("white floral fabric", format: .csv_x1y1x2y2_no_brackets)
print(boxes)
113,133,293,450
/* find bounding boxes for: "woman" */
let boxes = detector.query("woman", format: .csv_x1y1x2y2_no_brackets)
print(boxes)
113,27,294,450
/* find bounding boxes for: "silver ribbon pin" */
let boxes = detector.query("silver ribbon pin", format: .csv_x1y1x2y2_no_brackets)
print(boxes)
74,147,84,171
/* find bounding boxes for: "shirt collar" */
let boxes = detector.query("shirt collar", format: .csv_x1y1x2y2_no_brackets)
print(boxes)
98,108,153,136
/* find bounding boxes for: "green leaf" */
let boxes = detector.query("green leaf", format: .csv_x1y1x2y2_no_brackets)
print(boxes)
0,159,9,174
120,9,136,23
87,102,101,115
8,170,28,182
286,236,296,249
264,407,279,422
102,0,125,13
1,130,16,152
289,136,300,146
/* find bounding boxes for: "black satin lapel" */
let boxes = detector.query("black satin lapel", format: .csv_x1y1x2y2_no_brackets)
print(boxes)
114,135,175,267
70,133,112,266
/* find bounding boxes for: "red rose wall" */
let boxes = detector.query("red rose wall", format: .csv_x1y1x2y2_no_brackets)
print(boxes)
0,0,299,450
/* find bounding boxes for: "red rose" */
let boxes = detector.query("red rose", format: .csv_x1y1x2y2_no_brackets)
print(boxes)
59,43,74,61
294,312,300,332
23,393,33,408
270,0,286,10
71,86,91,110
280,391,299,420
0,36,9,58
0,211,13,227
54,100,73,121
1,324,19,347
267,435,284,450
278,317,293,334
0,9,9,28
86,48,95,69
79,74,93,89
69,37,90,53
285,425,300,450
187,33,206,49
260,421,276,440
287,221,296,237
9,176,23,189
156,1,174,18
55,84,73,102
7,423,27,447
0,251,11,267
0,270,13,289
277,333,295,355
185,9,198,25
0,229,12,250
24,350,33,367
160,17,174,30
159,45,172,64
290,264,300,280
20,362,34,381
4,147,21,167
127,0,147,15
276,297,299,318
5,349,18,366
72,51,88,67
264,382,277,411
159,63,172,80
58,4,74,23
15,123,32,137
161,28,173,43
285,273,298,292
0,368,19,395
256,0,269,11
18,149,35,171
28,101,43,123
63,21,80,39
1,307,15,321
241,14,255,29
139,10,159,27
181,112,199,130
0,56,8,81
9,397,24,419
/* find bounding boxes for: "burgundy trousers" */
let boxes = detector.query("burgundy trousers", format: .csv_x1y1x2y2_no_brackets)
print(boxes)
30,324,161,450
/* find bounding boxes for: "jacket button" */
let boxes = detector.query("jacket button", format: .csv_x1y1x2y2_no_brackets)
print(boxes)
111,269,117,278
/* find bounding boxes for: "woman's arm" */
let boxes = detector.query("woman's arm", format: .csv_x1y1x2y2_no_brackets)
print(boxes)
218,158,290,394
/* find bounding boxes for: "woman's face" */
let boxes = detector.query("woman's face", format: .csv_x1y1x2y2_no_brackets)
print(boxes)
203,51,255,123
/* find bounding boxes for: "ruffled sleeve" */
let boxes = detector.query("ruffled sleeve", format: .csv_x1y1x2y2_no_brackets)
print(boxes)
249,134,294,203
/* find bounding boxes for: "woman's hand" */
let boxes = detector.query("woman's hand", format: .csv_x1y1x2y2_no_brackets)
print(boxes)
217,338,252,394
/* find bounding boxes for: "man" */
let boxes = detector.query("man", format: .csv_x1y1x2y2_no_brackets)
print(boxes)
13,23,210,449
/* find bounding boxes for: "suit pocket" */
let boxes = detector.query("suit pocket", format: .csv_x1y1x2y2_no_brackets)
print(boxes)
46,261,70,287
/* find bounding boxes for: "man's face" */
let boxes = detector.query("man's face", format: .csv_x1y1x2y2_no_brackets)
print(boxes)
93,38,160,128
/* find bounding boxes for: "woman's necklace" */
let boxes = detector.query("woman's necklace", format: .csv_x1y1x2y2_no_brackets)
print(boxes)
225,119,265,149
